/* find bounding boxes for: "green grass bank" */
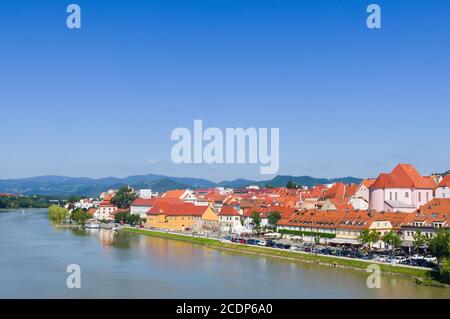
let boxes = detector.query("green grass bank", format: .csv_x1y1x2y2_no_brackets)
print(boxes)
122,227,444,286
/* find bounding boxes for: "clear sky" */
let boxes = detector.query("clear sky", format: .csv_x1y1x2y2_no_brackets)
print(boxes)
1,0,449,182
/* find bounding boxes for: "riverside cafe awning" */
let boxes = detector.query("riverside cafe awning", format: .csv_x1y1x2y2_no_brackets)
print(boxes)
327,238,361,246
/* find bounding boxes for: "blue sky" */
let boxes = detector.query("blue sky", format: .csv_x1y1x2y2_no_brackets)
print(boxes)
0,0,449,182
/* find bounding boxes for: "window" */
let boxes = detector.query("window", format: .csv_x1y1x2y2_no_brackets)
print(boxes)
426,192,429,202
395,192,398,201
405,192,409,198
418,192,422,202
389,192,393,201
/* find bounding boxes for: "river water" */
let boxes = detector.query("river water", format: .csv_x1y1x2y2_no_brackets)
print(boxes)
0,209,448,299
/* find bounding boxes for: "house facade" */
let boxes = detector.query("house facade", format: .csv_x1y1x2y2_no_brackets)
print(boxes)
145,203,219,231
95,198,117,220
130,198,155,218
369,164,436,212
218,206,247,234
401,198,450,246
435,175,450,199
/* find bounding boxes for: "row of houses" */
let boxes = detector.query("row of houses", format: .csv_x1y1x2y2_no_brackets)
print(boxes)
277,198,450,248
74,163,450,246
302,164,450,214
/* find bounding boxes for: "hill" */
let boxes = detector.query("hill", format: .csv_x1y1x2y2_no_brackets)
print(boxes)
0,174,363,197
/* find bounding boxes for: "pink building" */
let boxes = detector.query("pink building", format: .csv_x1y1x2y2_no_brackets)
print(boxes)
369,164,436,212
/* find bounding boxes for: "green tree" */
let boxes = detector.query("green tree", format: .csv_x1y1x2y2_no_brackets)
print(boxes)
114,212,145,226
267,211,282,227
286,180,297,189
48,205,69,224
412,231,427,254
439,258,450,284
383,231,402,254
111,186,138,209
358,229,379,250
250,212,261,230
70,208,90,225
428,230,450,261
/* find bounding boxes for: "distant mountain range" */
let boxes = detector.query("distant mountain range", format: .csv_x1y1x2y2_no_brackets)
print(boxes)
0,174,363,197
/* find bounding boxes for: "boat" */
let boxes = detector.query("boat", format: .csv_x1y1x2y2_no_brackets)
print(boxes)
85,222,100,229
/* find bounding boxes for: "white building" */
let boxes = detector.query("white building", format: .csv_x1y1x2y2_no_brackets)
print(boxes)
435,175,450,199
218,206,248,234
95,200,117,220
139,189,158,199
130,198,154,218
369,164,436,213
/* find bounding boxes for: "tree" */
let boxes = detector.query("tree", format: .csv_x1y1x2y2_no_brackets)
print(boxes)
286,180,297,189
383,231,402,254
267,211,282,227
111,186,138,209
358,229,379,250
48,205,69,224
428,230,450,261
250,212,261,230
439,258,450,284
114,212,145,226
70,208,90,225
412,231,427,254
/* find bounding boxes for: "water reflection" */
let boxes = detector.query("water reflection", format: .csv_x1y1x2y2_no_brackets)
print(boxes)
1,210,449,299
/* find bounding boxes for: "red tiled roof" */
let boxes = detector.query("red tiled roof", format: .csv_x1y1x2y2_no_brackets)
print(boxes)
131,198,155,206
162,189,188,199
371,164,436,189
148,203,211,217
219,206,240,216
438,175,450,188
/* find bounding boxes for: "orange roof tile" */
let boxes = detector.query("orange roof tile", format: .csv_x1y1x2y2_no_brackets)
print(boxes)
371,164,436,189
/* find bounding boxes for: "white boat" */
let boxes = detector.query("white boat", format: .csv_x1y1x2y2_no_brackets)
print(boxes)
85,222,100,229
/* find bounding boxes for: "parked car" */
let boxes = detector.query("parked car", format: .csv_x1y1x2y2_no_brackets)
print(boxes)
283,244,292,250
362,254,375,260
265,240,275,247
239,239,247,244
423,255,438,263
290,246,300,251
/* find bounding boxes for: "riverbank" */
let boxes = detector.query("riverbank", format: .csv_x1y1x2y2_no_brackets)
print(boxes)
121,227,448,287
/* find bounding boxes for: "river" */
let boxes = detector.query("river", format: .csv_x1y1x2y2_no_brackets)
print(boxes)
0,209,448,299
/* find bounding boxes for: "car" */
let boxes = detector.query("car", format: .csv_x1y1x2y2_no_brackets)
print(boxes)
257,241,266,246
225,235,233,241
246,239,255,245
275,243,284,249
239,239,247,244
424,255,438,263
283,244,292,250
415,259,436,268
362,254,375,260
265,240,275,247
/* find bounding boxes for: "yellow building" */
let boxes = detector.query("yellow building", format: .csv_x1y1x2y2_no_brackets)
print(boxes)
146,203,219,232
